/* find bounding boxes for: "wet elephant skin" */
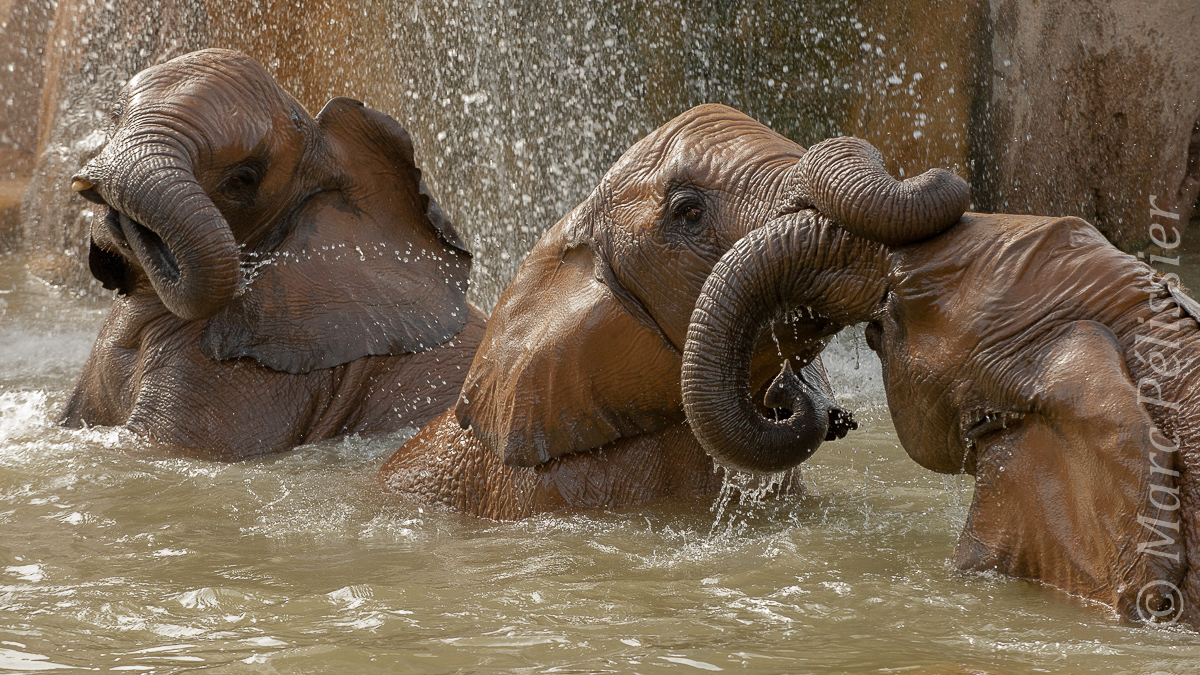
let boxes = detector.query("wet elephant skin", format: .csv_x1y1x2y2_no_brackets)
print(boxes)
685,199,1200,626
874,213,1198,625
380,105,852,520
59,49,483,459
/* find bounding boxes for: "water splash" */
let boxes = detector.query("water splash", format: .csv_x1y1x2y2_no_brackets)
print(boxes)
821,325,885,403
708,464,797,538
941,473,971,519
769,322,784,366
0,389,48,445
9,0,997,307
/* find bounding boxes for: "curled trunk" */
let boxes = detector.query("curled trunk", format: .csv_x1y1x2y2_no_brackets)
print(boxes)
681,214,887,473
791,136,970,246
76,136,239,321
683,138,970,473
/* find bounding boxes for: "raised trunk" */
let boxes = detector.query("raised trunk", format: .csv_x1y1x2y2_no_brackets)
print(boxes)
683,137,970,473
681,213,888,473
792,136,970,246
75,135,238,321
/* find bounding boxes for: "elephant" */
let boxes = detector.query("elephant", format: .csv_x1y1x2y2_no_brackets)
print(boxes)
58,49,486,459
380,104,857,520
679,135,1200,626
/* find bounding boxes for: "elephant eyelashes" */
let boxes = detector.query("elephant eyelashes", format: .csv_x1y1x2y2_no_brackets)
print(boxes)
221,163,264,201
666,190,706,233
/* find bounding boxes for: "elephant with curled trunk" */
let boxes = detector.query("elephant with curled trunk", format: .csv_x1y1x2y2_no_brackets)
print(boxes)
380,105,856,520
60,49,486,459
681,135,1200,626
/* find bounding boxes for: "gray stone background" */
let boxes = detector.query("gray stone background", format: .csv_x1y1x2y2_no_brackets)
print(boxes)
1,0,1197,308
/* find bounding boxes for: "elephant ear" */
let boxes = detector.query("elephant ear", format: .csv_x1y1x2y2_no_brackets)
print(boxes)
200,97,471,373
950,321,1187,620
453,220,684,467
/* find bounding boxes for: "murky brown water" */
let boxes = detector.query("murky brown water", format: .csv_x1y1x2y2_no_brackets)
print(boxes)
3,254,1200,674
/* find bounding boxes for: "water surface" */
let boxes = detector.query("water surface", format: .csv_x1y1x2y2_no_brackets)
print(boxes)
2,255,1199,674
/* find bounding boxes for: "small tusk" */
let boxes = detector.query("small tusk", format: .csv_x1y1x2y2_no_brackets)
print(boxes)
71,179,93,192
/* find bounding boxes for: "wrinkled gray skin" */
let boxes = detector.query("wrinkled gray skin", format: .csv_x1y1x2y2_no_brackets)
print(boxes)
683,137,967,472
681,135,1200,626
60,49,482,458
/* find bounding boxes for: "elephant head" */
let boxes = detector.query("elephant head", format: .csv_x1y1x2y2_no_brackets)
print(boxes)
72,48,470,372
680,136,970,472
453,105,855,468
678,136,1200,623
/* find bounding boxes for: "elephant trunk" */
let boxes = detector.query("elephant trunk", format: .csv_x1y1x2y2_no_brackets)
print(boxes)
682,139,971,473
681,215,886,473
793,136,970,246
75,134,239,321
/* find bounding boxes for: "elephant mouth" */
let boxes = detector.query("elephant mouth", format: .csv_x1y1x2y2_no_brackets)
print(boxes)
958,407,1028,474
99,206,127,248
961,408,1027,444
102,206,181,283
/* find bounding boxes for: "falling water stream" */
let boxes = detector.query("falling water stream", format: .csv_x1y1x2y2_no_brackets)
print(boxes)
4,253,1200,674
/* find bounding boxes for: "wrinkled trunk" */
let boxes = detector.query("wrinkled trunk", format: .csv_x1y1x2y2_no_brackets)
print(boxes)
682,137,970,473
681,213,888,473
75,135,238,321
791,136,970,246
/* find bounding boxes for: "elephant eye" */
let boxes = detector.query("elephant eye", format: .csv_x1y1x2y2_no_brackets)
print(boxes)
221,163,263,200
667,190,707,231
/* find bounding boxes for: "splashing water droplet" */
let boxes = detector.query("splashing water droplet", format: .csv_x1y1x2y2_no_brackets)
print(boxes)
709,463,796,538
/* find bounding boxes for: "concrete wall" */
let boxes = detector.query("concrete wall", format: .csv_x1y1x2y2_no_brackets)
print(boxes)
977,0,1200,248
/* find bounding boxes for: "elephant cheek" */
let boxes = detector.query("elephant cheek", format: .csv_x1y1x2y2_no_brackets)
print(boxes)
952,415,1187,621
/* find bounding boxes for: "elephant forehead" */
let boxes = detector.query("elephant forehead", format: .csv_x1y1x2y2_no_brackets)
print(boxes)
604,106,801,200
889,213,1157,357
129,54,274,105
121,53,294,142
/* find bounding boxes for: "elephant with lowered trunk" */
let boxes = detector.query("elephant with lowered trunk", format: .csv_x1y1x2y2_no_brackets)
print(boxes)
60,49,485,459
380,105,856,520
681,135,1200,626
